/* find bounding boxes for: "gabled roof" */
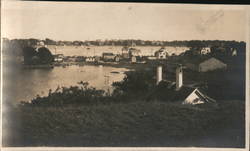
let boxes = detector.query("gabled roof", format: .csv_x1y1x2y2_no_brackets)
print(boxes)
185,57,224,65
103,52,114,56
129,48,141,53
122,46,129,51
172,86,196,101
173,86,216,103
150,80,216,104
195,88,216,103
156,48,166,52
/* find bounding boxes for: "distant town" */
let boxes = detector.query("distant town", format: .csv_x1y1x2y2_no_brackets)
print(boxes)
2,38,245,69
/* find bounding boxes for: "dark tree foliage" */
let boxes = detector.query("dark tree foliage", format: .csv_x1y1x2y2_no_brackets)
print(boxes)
2,37,246,47
112,69,156,99
22,46,37,65
28,38,40,46
37,47,54,64
186,40,206,49
22,82,108,106
22,46,54,65
44,38,56,45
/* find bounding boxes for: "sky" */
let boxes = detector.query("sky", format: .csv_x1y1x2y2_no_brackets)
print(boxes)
1,1,247,41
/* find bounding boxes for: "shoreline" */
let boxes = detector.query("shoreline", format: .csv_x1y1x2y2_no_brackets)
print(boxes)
22,61,152,70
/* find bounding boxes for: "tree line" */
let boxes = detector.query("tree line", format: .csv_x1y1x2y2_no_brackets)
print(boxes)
3,37,245,47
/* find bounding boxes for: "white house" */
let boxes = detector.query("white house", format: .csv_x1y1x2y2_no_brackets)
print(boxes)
185,57,227,72
129,48,141,57
85,57,95,62
231,48,237,56
102,53,116,61
147,56,157,60
174,66,216,105
200,47,211,55
154,48,168,59
131,56,137,63
115,56,120,62
155,66,216,105
121,46,130,58
54,54,64,62
174,86,216,105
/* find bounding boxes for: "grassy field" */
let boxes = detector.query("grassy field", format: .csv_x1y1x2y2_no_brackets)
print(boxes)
4,100,245,147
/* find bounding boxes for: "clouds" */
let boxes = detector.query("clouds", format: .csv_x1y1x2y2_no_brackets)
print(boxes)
2,1,246,41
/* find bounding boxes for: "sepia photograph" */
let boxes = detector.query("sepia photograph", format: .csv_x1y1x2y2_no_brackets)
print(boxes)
1,0,249,150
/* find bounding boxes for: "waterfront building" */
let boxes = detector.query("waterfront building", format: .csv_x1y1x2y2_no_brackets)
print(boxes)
128,48,141,57
154,47,168,59
54,54,64,62
231,48,237,56
131,56,137,63
115,56,120,62
102,53,116,61
200,47,211,55
121,46,130,59
147,56,157,60
85,57,95,62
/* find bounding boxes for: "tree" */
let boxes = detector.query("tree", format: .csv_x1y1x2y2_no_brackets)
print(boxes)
37,47,54,64
45,38,56,45
22,46,37,65
112,70,155,98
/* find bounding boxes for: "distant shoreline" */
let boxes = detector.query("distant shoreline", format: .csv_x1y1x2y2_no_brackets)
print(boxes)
20,60,157,74
54,61,149,70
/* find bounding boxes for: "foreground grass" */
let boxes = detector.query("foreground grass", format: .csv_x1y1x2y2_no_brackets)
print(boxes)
4,100,245,147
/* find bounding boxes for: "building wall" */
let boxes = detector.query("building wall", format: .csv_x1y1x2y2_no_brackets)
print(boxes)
55,58,63,62
103,55,115,61
86,57,95,62
200,47,211,54
115,56,120,62
199,58,227,72
131,56,137,63
122,53,129,58
155,52,166,59
129,51,141,57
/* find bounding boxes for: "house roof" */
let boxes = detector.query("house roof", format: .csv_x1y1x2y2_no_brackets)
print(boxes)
155,48,166,53
122,46,129,51
172,86,196,101
173,86,216,103
129,48,141,53
148,80,216,103
148,81,195,102
185,57,224,65
103,53,114,56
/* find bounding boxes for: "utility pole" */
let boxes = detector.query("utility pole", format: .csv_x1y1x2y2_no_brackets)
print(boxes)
104,75,110,95
54,46,57,55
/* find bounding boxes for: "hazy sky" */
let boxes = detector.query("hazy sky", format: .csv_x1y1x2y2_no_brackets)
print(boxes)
1,1,247,41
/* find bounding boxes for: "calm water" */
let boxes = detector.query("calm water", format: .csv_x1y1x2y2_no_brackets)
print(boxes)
4,46,187,103
6,65,129,103
47,45,188,56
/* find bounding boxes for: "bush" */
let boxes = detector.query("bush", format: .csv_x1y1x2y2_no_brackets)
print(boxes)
21,82,109,107
112,69,156,100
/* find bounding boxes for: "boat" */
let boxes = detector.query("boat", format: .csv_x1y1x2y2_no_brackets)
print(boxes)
110,71,120,74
